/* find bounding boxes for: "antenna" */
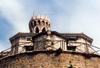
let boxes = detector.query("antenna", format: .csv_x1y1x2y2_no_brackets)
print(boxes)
33,10,34,16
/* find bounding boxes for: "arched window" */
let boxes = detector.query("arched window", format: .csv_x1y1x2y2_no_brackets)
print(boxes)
34,21,36,26
31,22,33,27
42,27,46,32
35,27,39,33
38,20,40,25
46,22,48,25
42,21,45,25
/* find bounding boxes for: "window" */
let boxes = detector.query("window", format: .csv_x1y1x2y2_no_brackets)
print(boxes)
35,27,39,33
26,37,31,41
42,21,45,25
30,22,33,27
42,27,46,32
46,39,51,42
38,20,40,25
46,22,48,25
24,46,33,51
67,46,76,51
34,21,36,26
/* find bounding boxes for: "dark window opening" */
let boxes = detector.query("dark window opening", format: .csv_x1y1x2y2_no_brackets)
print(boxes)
42,28,46,32
25,46,33,51
68,37,78,41
46,39,51,42
42,21,45,25
36,27,39,33
38,20,40,25
51,42,54,45
46,22,48,25
26,37,31,41
67,46,76,51
30,22,33,27
34,21,36,26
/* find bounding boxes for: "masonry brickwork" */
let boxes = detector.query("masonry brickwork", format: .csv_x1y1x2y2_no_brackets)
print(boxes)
0,51,100,68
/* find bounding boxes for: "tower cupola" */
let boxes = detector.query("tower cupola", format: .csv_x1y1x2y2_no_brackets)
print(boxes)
29,15,51,33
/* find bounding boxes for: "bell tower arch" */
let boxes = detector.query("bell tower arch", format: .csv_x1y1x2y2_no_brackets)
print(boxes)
29,15,51,33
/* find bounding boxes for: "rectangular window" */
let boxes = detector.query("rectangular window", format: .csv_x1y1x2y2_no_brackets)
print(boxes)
67,46,76,51
24,46,33,51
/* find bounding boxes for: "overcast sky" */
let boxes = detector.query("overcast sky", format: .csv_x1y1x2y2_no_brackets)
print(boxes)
0,0,100,52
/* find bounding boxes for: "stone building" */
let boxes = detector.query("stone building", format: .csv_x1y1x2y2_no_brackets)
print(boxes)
1,15,99,68
9,15,93,55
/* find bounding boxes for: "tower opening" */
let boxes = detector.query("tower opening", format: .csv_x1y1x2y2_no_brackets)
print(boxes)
35,27,39,33
42,27,46,32
34,21,36,26
46,22,48,25
42,21,45,25
30,22,33,27
38,20,40,25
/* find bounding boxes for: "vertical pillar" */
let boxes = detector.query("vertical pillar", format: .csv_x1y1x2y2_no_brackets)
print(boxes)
66,40,68,50
62,40,63,50
13,46,15,55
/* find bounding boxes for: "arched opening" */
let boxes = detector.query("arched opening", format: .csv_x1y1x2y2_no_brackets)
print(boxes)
46,22,48,25
38,20,40,25
42,27,46,32
34,21,36,26
42,21,45,25
30,22,33,27
35,27,39,33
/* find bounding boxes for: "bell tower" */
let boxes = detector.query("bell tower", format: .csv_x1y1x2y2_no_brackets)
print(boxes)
29,15,51,33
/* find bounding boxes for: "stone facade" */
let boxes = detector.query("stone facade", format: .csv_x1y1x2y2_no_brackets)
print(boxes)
0,15,96,68
0,51,100,68
8,15,93,56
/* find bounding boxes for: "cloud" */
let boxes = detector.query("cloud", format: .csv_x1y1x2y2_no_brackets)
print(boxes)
0,0,29,33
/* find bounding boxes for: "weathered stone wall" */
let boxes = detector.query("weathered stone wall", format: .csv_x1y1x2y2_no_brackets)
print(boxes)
0,51,100,68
